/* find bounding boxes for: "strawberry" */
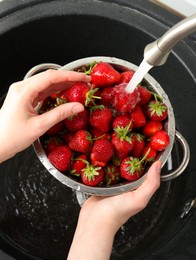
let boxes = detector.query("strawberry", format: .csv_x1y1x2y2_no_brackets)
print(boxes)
46,121,64,135
131,105,146,128
147,100,168,121
111,124,134,159
56,88,70,105
90,128,111,141
81,164,104,186
104,164,120,185
112,114,133,132
50,90,65,100
69,130,92,153
64,110,89,132
91,62,121,87
141,144,157,162
118,70,134,84
100,86,113,106
120,156,144,181
67,82,100,106
90,139,114,167
143,120,163,137
46,137,63,153
63,132,75,145
89,106,113,133
150,130,170,151
70,154,87,175
138,86,152,106
112,83,140,113
48,145,72,172
131,134,145,158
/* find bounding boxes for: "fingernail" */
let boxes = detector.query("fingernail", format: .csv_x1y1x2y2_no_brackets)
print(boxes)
72,104,84,114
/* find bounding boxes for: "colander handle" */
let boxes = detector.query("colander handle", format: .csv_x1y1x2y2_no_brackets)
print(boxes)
161,131,190,182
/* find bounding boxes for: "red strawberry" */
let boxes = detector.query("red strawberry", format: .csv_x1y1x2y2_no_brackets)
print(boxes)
120,156,144,181
138,86,152,105
143,120,163,137
50,90,65,100
131,134,145,158
91,62,121,87
69,130,92,153
112,83,140,113
119,70,134,84
147,100,168,121
81,164,104,186
46,121,64,135
142,145,157,162
112,114,133,131
64,110,89,132
150,130,170,151
131,105,146,128
90,139,114,167
70,154,87,175
104,164,120,185
89,106,113,133
67,82,100,106
46,137,63,153
100,87,113,106
111,125,134,159
90,128,111,141
63,132,75,145
56,88,70,105
48,145,72,172
67,82,90,105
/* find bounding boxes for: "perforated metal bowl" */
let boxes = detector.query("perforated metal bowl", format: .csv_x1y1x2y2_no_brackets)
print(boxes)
24,56,190,196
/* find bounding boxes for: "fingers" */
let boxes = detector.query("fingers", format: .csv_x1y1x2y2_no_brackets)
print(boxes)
132,160,161,209
23,69,91,100
31,102,84,137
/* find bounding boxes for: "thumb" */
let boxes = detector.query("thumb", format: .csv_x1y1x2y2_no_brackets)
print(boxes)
33,102,84,136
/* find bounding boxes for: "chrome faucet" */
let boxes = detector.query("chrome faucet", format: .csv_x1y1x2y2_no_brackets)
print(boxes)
144,14,196,66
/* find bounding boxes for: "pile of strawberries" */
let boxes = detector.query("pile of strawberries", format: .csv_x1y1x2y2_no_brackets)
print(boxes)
40,61,170,187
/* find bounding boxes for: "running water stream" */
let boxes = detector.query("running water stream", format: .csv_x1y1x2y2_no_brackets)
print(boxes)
125,59,153,93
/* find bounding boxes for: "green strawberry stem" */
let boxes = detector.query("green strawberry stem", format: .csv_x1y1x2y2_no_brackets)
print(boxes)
135,147,151,166
115,121,132,142
150,91,163,102
82,61,97,75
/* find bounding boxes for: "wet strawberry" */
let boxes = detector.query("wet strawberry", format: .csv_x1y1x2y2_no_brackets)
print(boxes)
111,124,134,159
104,164,120,185
100,86,114,106
90,128,111,141
147,100,168,121
120,156,144,181
112,114,133,132
91,62,121,87
143,120,163,137
69,130,92,153
81,164,104,186
90,139,114,167
150,130,170,151
89,106,113,133
46,137,63,153
50,90,65,100
64,110,89,132
48,145,72,172
119,70,134,84
142,144,157,162
131,134,145,158
112,83,140,113
131,105,146,128
138,86,152,105
70,154,87,175
46,121,64,135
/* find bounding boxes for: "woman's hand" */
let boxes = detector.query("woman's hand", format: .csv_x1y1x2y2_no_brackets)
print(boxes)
68,160,161,260
0,69,91,162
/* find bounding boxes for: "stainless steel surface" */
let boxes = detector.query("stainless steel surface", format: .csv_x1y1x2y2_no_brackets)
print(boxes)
24,56,190,196
161,131,190,181
144,13,196,66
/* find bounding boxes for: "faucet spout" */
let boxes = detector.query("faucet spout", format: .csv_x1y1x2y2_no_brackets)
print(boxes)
144,14,196,66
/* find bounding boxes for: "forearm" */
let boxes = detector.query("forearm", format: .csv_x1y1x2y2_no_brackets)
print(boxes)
67,214,118,260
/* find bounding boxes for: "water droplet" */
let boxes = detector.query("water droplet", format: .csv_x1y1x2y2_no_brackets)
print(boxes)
162,93,168,100
74,185,81,191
